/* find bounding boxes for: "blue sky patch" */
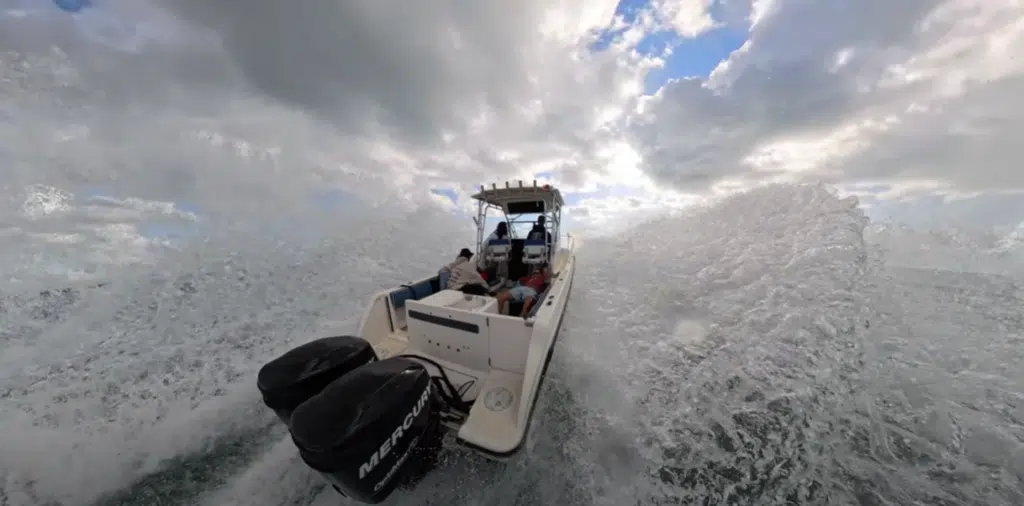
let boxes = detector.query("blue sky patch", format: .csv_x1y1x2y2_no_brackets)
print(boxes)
590,0,649,52
591,0,749,94
642,25,746,93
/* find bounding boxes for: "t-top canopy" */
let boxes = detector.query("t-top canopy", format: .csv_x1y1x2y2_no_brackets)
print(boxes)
470,180,565,211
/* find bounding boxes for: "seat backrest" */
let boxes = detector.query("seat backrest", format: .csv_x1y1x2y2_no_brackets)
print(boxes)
486,238,511,260
437,269,450,290
488,238,511,250
522,238,548,264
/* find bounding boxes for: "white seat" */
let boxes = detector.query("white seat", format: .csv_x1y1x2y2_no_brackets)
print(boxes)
486,238,511,263
522,239,547,264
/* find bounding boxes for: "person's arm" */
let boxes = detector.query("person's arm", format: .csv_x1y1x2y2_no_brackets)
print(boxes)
469,268,488,287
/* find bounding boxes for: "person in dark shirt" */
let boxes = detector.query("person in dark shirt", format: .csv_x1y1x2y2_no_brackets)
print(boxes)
527,216,550,242
527,215,553,263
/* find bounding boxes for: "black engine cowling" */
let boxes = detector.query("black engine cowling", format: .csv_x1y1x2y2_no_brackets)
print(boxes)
256,335,377,426
289,357,442,504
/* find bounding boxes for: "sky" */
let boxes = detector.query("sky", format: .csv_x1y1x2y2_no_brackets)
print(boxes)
3,0,1024,271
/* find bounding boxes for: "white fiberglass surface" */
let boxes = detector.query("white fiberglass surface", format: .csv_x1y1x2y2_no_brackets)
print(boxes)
3,11,1024,506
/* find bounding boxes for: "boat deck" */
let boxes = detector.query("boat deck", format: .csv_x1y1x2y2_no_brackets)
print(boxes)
373,329,412,360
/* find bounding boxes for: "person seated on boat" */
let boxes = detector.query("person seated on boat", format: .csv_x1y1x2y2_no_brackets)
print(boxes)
486,221,509,243
495,262,550,317
527,216,547,241
479,221,510,280
442,248,490,296
527,216,553,261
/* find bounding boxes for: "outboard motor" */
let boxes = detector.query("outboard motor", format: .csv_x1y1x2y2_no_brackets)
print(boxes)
256,336,377,426
289,357,443,504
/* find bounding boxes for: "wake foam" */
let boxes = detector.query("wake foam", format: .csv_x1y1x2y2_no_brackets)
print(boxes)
561,183,877,504
866,222,1024,277
0,207,469,505
199,435,325,506
840,267,1024,505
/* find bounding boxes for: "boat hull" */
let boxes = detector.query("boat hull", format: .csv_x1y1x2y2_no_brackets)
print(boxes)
354,241,576,459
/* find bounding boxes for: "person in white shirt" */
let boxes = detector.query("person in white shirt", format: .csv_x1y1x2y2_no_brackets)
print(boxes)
486,221,509,242
442,248,489,295
479,221,510,277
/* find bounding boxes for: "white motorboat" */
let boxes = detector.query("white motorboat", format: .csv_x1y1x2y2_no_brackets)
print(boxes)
255,180,576,503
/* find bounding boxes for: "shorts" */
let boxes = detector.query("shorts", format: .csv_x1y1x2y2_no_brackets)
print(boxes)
508,285,537,302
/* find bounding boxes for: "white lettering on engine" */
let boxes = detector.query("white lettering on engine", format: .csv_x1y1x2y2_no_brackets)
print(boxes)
357,383,431,480
373,434,419,492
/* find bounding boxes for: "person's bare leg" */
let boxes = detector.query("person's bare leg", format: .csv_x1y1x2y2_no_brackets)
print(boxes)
496,291,510,313
520,296,536,317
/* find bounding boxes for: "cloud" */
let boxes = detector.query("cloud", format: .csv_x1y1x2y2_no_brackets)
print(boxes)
1,0,718,241
4,0,1023,271
652,0,718,36
151,0,664,197
629,0,1024,202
